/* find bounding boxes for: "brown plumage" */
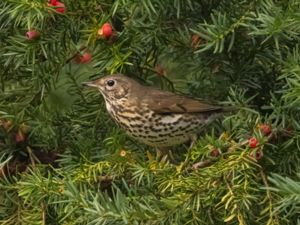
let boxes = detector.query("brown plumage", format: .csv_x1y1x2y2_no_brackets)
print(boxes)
84,74,228,148
143,90,222,114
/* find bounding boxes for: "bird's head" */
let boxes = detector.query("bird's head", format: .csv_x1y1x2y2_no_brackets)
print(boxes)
83,74,140,101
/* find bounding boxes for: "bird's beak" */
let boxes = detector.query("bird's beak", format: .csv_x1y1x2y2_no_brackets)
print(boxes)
82,81,98,88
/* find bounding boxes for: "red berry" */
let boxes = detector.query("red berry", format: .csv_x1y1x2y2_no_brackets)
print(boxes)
75,52,92,64
98,23,113,39
260,124,271,135
55,2,65,13
48,1,65,13
210,149,220,157
255,149,263,160
26,30,40,40
191,34,201,49
250,149,263,160
15,129,25,143
248,137,258,148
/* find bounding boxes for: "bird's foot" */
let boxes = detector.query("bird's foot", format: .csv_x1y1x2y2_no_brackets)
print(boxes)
156,148,177,164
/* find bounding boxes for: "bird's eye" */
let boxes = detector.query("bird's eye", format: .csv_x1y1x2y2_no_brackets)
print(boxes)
106,79,115,87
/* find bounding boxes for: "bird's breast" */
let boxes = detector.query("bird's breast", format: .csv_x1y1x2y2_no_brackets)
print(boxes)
104,101,218,147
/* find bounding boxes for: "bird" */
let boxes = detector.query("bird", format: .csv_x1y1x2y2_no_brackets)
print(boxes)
83,74,230,157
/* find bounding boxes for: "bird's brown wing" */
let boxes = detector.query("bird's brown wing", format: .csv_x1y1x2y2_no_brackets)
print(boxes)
143,90,222,114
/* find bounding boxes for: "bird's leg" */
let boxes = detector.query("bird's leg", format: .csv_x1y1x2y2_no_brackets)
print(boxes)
156,148,177,163
182,134,198,168
156,147,169,161
189,134,198,150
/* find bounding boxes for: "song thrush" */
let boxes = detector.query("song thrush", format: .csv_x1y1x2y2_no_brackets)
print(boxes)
84,74,228,150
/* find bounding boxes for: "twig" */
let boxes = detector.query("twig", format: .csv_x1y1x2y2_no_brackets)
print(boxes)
192,159,213,170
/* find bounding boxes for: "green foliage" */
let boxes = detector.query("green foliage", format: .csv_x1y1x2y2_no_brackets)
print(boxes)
268,173,300,224
1,0,300,224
